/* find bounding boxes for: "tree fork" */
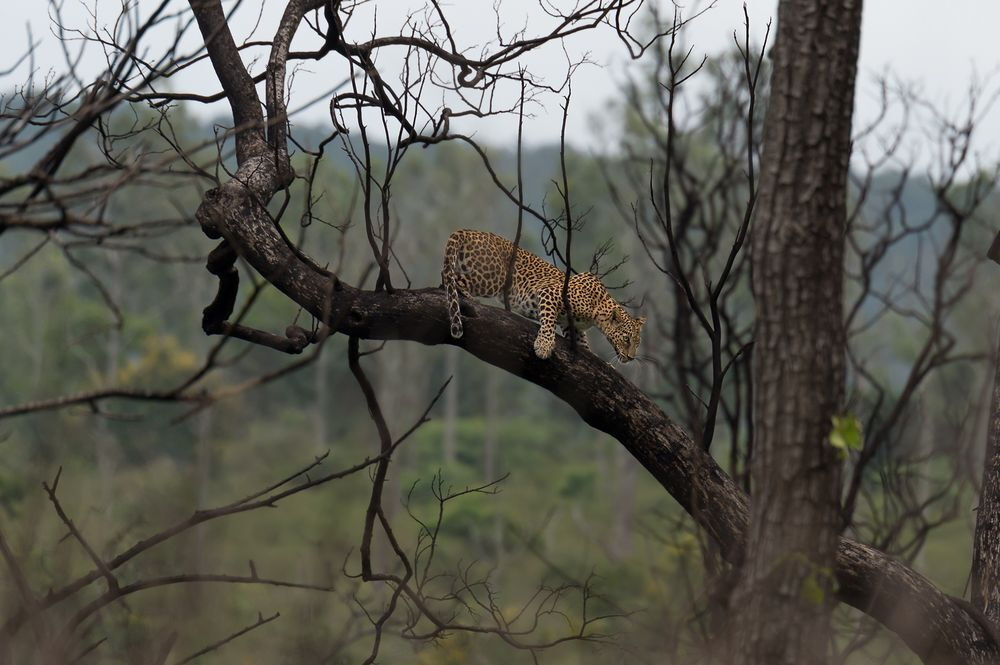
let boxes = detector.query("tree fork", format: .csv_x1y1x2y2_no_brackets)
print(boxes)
193,159,999,662
187,0,999,658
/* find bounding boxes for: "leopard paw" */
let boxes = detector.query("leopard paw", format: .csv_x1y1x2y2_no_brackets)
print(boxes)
533,336,554,359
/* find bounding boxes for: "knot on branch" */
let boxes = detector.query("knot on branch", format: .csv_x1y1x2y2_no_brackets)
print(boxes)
284,325,310,349
195,188,225,239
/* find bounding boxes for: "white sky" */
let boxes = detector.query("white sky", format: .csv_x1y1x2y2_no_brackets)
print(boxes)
2,1,999,160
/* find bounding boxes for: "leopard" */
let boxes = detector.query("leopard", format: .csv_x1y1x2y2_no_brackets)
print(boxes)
442,229,645,362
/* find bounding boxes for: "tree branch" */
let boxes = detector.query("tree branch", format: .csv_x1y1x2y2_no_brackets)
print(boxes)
206,179,995,661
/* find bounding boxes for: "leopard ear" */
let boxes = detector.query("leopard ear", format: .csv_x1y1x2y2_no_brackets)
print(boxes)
638,316,647,327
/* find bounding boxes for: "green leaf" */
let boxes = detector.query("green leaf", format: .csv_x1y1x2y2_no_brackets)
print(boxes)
800,573,826,606
829,415,864,460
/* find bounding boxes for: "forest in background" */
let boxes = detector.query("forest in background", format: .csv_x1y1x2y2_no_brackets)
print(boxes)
1,15,999,662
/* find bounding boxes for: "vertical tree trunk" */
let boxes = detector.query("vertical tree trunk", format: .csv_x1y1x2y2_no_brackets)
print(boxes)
972,335,1000,622
734,1,862,663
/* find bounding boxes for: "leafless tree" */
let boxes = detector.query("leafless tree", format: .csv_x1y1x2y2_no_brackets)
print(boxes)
3,1,1000,664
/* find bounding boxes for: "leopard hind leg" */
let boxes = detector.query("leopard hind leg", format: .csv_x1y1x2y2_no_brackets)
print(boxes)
556,324,591,353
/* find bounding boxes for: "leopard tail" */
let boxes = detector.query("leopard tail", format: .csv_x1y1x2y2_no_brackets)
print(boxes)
443,233,464,338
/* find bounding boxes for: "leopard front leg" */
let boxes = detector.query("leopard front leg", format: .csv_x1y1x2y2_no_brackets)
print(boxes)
533,294,559,359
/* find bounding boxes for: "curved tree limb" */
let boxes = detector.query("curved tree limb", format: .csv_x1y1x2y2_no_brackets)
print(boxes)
198,165,997,663
184,1,998,662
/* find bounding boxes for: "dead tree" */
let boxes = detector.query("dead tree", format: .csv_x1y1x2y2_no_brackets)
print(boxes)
2,1,1000,663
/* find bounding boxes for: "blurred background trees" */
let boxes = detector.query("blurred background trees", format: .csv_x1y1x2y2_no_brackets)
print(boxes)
1,1,999,664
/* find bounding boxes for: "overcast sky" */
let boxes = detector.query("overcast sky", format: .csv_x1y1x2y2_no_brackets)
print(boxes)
3,1,999,161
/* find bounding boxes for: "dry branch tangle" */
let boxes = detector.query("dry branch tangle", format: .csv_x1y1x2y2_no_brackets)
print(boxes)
184,0,999,661
196,163,996,663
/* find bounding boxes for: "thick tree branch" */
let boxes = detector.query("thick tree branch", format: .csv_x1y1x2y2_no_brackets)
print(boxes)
181,2,997,660
200,170,995,662
188,0,267,163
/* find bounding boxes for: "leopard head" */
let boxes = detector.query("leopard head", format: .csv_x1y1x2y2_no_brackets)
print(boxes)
603,306,646,363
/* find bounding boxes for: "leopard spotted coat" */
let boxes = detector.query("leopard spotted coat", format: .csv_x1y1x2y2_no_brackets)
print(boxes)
442,229,645,361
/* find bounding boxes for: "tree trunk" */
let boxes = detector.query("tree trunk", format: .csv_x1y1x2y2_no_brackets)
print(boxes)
188,6,997,656
734,0,862,663
972,335,1000,622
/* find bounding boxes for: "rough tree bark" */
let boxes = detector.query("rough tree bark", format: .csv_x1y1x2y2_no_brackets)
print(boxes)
973,335,1000,623
733,0,862,663
196,207,997,663
186,0,997,661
